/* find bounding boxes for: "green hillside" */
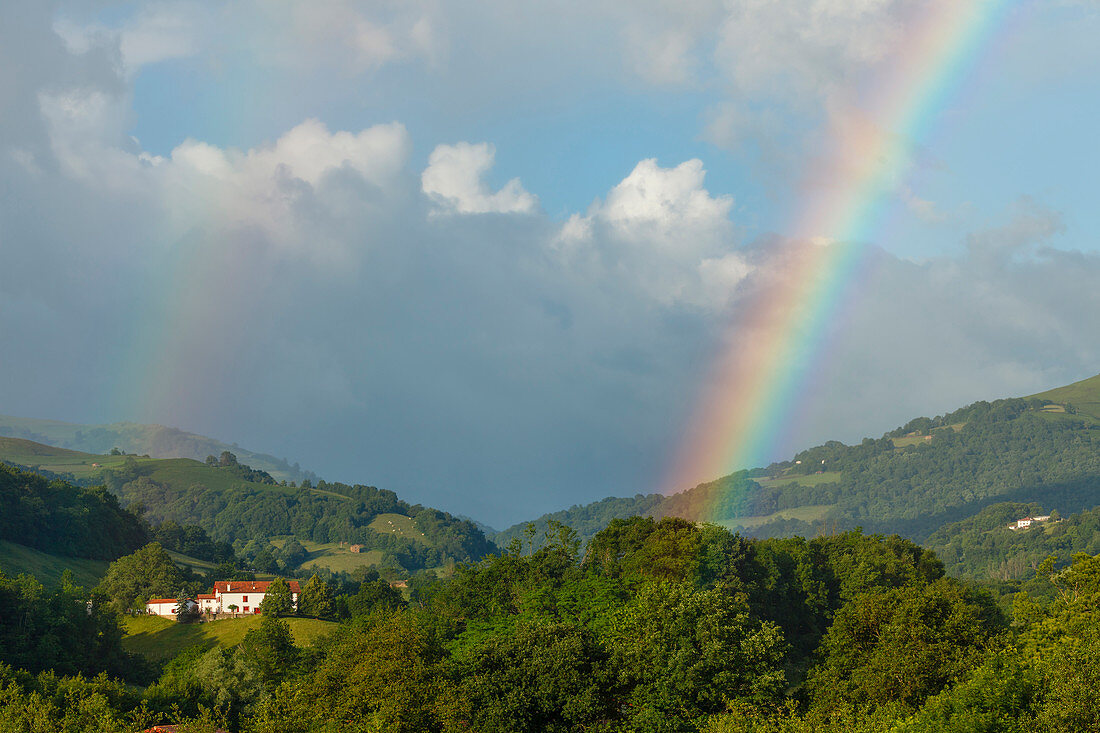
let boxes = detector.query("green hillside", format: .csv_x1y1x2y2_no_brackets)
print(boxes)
1031,372,1100,421
0,437,496,574
923,501,1100,580
0,460,147,560
122,614,338,662
0,436,131,478
0,540,110,587
0,413,316,483
502,372,1100,581
269,537,386,574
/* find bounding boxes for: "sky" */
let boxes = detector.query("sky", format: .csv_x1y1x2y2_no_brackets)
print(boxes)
2,0,1100,528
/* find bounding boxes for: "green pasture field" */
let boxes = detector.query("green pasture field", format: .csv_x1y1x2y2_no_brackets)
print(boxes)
269,537,386,574
756,471,842,487
0,437,129,478
368,512,427,542
1031,372,1100,422
891,423,967,448
166,550,219,574
714,504,834,530
0,438,350,507
140,458,297,495
0,539,109,587
122,614,338,662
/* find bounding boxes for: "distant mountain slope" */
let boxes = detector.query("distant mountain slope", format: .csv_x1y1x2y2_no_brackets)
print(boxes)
500,373,1100,567
1030,372,1100,421
0,437,496,573
0,461,147,560
923,501,1100,581
0,414,316,484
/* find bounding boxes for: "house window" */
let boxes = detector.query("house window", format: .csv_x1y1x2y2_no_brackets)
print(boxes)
243,606,249,612
254,607,261,614
243,595,249,602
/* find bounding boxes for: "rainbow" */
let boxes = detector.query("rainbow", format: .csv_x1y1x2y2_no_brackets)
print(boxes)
665,0,1020,502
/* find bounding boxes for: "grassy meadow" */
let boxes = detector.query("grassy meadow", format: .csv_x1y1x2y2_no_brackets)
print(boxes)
0,539,109,587
1031,372,1100,421
756,471,842,487
122,614,338,662
368,512,428,542
715,504,834,530
269,537,386,574
0,436,129,478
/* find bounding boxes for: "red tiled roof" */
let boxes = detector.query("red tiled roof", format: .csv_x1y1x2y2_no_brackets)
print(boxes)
213,580,301,594
197,594,216,599
147,598,179,604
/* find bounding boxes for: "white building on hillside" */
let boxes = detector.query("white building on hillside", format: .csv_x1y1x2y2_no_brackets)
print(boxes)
1008,515,1053,530
145,580,300,618
146,598,197,617
214,580,300,615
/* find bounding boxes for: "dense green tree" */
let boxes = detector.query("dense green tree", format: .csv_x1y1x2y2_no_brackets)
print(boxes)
0,573,133,679
240,615,299,688
611,581,787,730
296,575,336,620
445,621,618,733
0,463,146,560
175,591,199,623
253,611,445,732
806,578,1004,716
346,578,405,618
97,542,185,613
260,578,294,617
278,538,307,569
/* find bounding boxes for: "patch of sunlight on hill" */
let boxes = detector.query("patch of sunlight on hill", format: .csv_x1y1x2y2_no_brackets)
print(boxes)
1031,372,1100,422
123,615,338,661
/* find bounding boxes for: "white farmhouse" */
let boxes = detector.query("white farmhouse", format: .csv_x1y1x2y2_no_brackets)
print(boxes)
145,580,301,618
1007,515,1054,531
213,580,301,615
146,598,198,617
146,598,181,617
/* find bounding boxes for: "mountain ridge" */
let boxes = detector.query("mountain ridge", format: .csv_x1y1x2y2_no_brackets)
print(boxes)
0,413,317,484
497,373,1100,569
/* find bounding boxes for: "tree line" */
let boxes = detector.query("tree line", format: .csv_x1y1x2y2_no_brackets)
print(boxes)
4,514,1100,730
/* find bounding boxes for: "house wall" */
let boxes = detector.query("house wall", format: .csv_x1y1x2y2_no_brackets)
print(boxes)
146,601,177,616
218,591,298,614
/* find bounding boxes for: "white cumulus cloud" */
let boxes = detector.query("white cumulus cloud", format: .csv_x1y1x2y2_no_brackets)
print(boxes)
556,158,748,309
421,142,537,215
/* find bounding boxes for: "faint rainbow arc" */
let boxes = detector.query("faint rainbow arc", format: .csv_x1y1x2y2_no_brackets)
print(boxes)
666,0,1018,500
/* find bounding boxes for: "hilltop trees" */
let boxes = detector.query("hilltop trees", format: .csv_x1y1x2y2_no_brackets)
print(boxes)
0,462,146,560
98,542,186,613
7,513,1100,730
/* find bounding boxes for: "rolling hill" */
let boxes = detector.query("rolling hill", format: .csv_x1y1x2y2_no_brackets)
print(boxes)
1030,372,1100,422
499,373,1100,579
0,413,317,484
0,437,496,575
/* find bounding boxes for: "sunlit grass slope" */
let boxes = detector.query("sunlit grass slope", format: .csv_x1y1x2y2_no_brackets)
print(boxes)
1031,372,1100,422
123,615,338,661
270,538,386,574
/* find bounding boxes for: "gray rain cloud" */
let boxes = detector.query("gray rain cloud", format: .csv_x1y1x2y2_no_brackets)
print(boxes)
3,2,1100,527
